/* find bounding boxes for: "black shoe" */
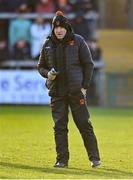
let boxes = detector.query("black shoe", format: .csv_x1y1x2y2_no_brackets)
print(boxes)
54,162,68,168
90,160,101,168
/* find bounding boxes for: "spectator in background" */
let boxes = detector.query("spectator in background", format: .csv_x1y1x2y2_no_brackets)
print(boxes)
0,20,8,63
0,20,8,40
27,0,38,12
87,37,103,105
0,0,39,13
73,11,90,42
3,0,29,12
12,40,31,60
68,0,82,13
83,0,99,39
125,0,133,29
55,0,72,13
0,0,7,12
88,38,102,61
30,16,51,59
36,0,55,13
9,5,31,52
83,0,99,12
0,39,9,64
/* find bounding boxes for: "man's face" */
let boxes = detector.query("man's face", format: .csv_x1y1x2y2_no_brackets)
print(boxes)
54,26,67,40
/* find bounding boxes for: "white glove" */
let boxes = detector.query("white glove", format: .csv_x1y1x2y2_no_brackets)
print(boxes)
81,88,87,96
47,68,58,80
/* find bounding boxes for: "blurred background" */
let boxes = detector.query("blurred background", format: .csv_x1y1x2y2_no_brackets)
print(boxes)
0,0,133,107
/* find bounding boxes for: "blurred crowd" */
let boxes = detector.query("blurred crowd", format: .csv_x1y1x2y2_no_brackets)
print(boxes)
0,0,102,63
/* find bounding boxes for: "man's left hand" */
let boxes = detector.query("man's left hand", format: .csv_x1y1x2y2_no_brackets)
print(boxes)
81,88,87,96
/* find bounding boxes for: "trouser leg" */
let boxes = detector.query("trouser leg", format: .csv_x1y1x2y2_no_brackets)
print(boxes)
69,92,100,161
51,97,69,163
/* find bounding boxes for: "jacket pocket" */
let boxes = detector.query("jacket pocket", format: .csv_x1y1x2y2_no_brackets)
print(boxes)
44,47,54,67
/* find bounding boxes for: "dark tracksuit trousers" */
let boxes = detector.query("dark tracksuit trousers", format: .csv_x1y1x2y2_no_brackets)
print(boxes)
51,91,100,164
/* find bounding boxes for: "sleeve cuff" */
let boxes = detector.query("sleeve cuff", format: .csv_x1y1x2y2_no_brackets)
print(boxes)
82,82,89,89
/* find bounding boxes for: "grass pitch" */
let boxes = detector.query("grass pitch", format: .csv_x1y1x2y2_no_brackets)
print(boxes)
0,106,133,179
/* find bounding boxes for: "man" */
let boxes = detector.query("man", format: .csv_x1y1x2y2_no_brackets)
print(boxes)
37,11,101,168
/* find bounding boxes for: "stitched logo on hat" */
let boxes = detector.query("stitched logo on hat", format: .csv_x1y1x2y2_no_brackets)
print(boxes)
56,21,60,26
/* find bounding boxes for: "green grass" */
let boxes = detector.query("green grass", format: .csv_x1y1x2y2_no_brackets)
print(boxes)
0,106,133,179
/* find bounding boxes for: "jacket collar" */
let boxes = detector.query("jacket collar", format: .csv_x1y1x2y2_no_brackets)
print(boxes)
49,31,74,46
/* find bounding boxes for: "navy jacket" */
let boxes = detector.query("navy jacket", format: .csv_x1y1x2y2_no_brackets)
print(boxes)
37,34,94,96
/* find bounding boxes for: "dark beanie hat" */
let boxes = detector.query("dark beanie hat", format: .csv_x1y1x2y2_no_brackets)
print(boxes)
52,11,72,32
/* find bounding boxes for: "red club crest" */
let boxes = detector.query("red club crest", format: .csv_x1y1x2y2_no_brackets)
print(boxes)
80,98,85,105
69,40,75,45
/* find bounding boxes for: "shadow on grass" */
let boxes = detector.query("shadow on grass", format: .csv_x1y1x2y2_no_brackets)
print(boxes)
69,166,133,177
0,161,133,178
0,176,12,179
